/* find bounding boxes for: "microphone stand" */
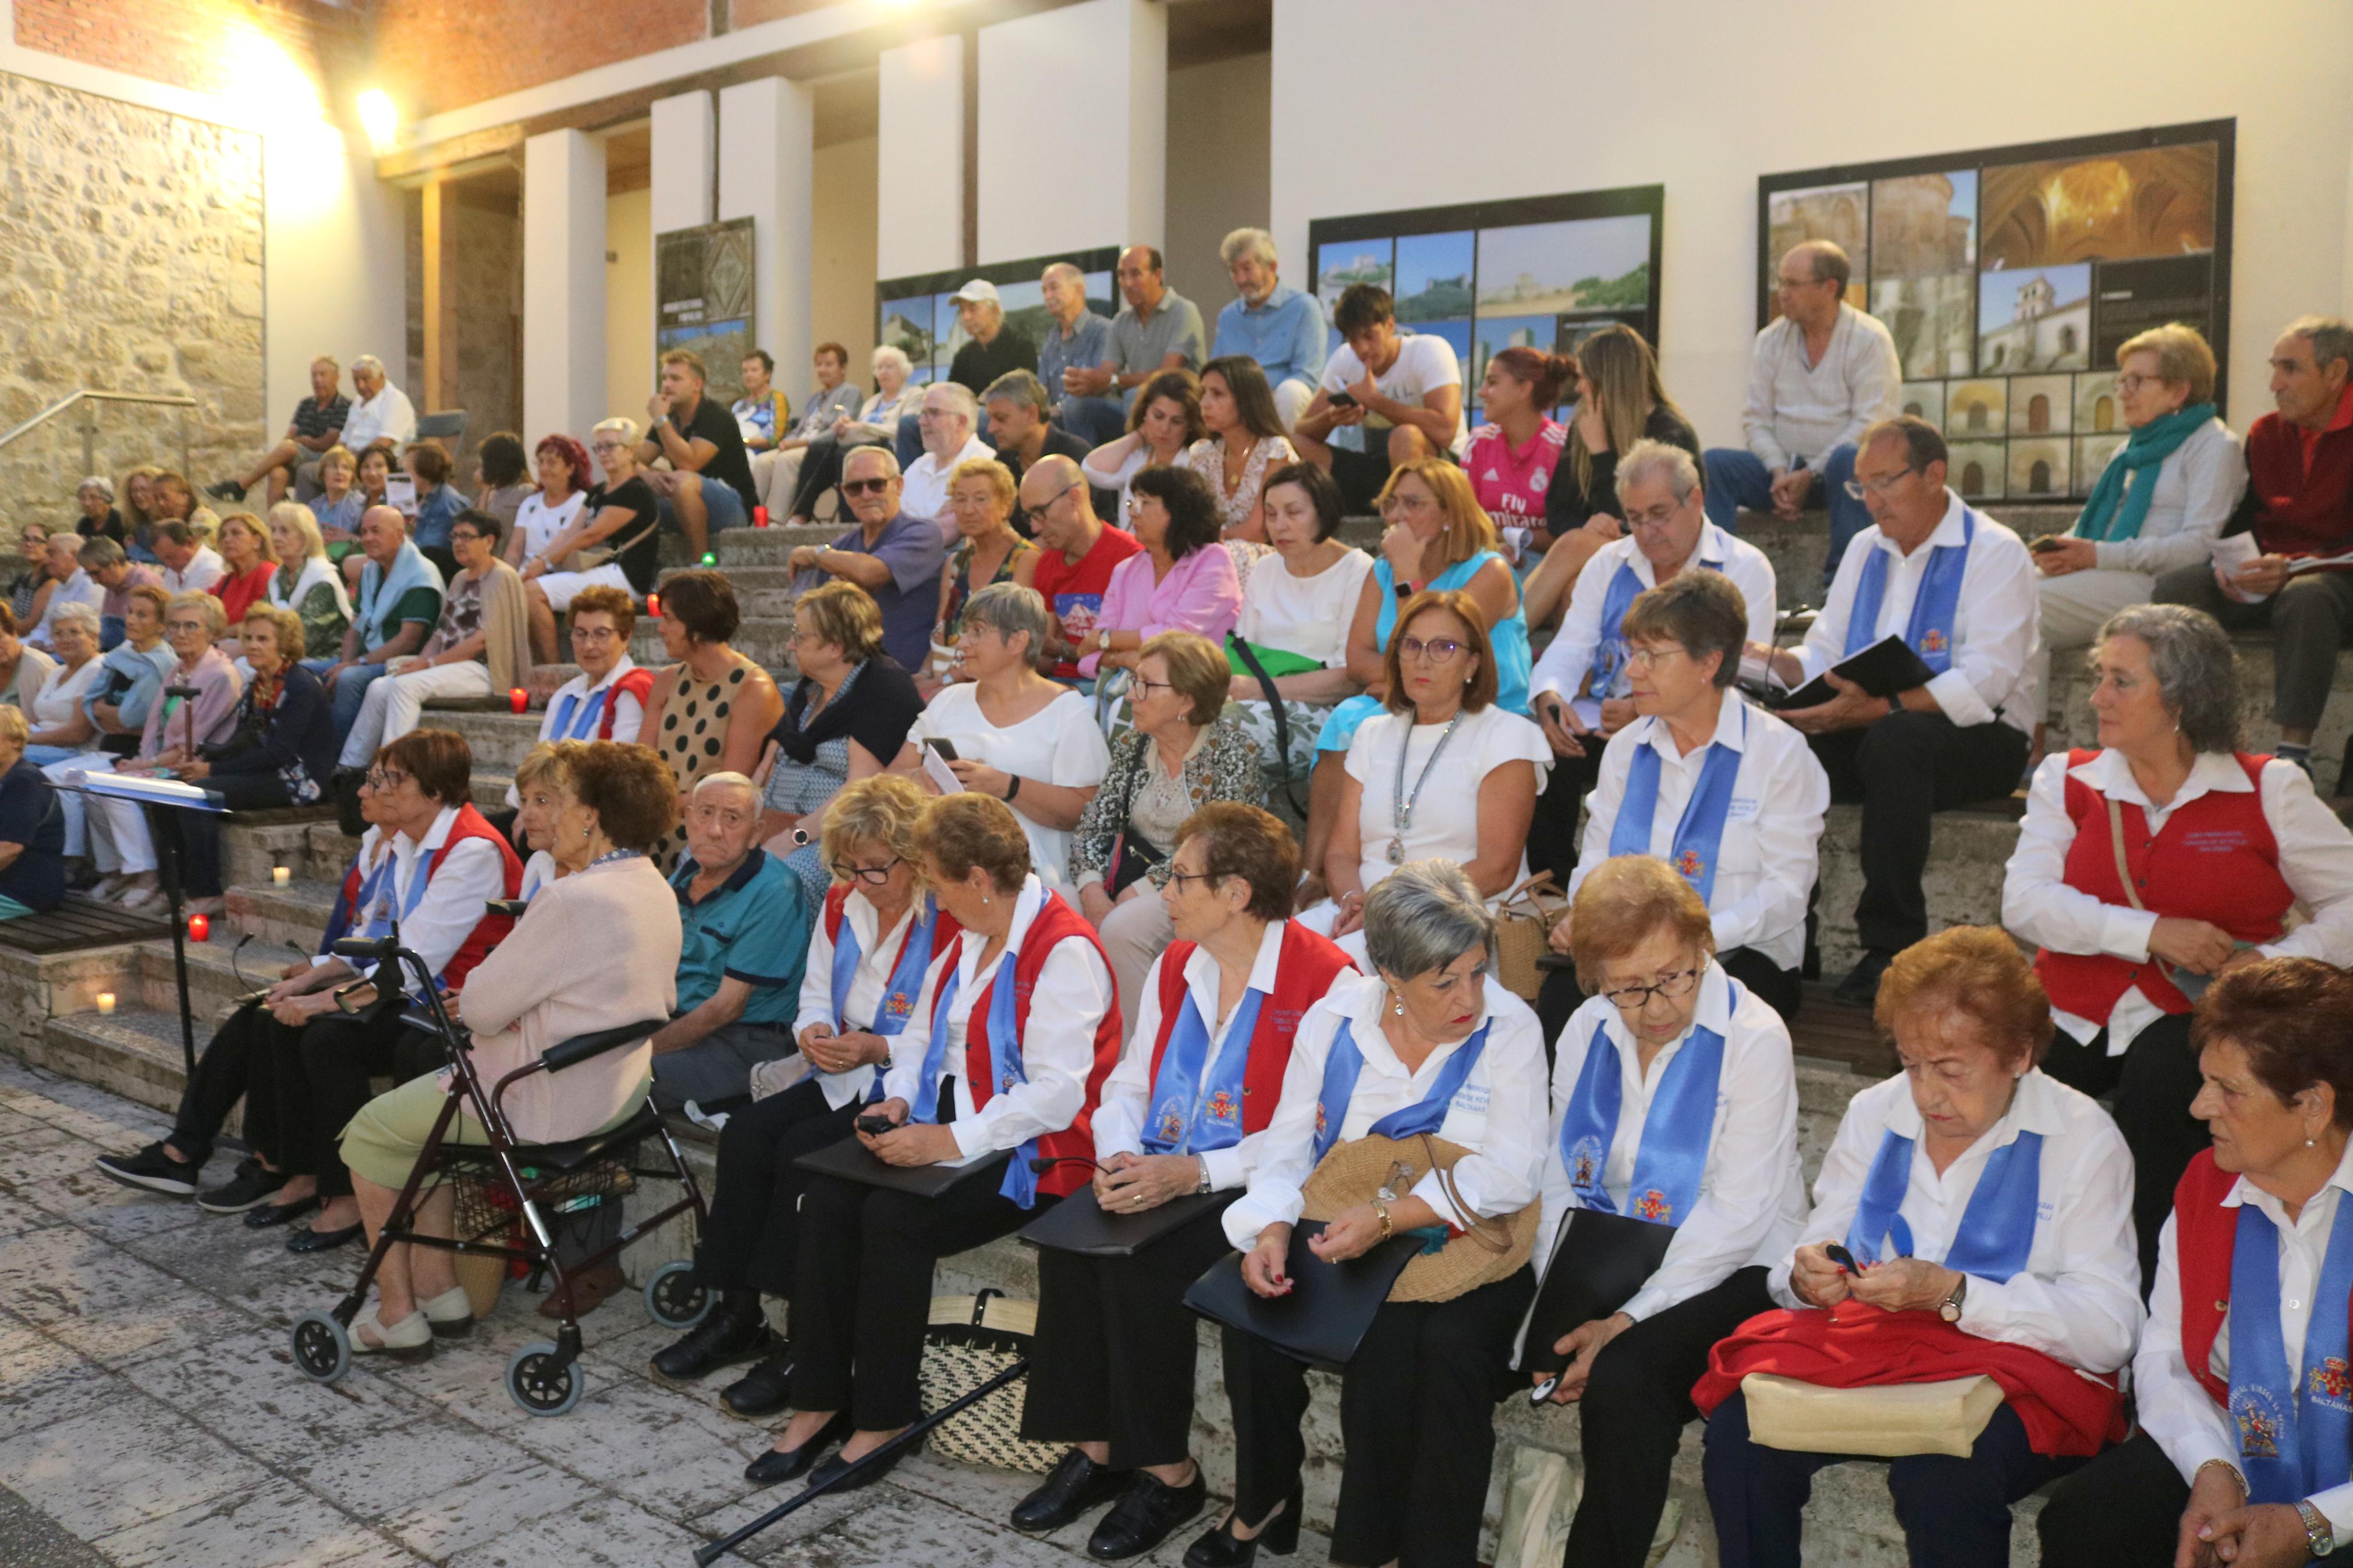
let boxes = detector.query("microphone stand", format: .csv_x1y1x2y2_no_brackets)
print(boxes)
155,681,204,1078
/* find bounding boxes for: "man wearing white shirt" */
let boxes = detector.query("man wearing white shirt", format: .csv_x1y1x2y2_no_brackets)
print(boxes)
26,534,104,650
899,382,994,536
1528,442,1778,883
1703,241,1900,576
1755,417,2039,1003
151,522,226,595
1291,283,1468,513
336,354,418,460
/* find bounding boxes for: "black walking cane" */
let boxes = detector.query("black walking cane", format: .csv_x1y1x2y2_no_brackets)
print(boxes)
690,1357,1030,1565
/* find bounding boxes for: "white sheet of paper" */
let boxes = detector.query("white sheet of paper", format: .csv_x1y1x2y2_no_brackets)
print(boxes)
2210,533,2263,603
1570,696,1603,732
921,745,964,796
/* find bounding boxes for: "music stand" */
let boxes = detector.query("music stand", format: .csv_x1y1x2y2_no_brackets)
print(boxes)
61,768,228,1079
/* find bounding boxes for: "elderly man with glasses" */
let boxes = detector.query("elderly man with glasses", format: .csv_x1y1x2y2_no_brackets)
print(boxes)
1749,415,2039,1005
1015,454,1141,684
899,382,995,533
786,446,948,673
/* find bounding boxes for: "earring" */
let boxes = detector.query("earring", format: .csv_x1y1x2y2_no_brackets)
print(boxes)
1392,992,1405,1017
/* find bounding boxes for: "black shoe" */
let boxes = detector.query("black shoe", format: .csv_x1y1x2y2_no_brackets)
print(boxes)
244,1193,320,1229
807,1439,906,1494
286,1220,363,1254
743,1410,852,1488
1832,948,1895,1008
94,1142,201,1197
196,1157,286,1215
1012,1448,1135,1533
204,478,246,503
1183,1485,1302,1567
1088,1469,1208,1561
720,1349,794,1419
650,1300,778,1383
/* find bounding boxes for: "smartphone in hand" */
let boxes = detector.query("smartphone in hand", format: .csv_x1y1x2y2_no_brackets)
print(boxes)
855,1111,899,1136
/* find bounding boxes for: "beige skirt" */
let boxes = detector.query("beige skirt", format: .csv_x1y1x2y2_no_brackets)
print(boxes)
339,1069,649,1192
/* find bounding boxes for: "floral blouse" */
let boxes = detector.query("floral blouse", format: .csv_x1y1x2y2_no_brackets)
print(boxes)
1068,717,1264,889
1183,435,1297,532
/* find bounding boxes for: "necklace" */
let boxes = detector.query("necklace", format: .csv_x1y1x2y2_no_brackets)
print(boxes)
588,848,639,869
1387,710,1465,863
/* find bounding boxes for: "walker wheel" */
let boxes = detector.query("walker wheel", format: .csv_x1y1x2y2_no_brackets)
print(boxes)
644,1260,711,1330
505,1340,585,1417
290,1310,350,1384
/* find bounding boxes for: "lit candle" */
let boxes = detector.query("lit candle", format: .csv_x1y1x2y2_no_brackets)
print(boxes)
700,552,717,566
95,992,115,1015
647,592,661,618
187,914,210,943
509,687,528,714
754,506,769,528
272,866,290,886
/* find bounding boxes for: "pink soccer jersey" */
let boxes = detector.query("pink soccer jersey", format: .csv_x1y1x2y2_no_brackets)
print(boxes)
1463,419,1567,525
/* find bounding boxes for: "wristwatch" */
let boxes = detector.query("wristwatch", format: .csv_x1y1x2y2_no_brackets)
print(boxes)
1194,1157,1212,1195
1937,1274,1969,1323
2297,1499,2335,1558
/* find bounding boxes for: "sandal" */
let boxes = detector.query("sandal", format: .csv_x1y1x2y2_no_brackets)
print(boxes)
351,1309,435,1363
420,1285,474,1339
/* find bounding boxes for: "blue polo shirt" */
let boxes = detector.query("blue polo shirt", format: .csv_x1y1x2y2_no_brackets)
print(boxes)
1213,282,1329,389
669,849,810,1027
1038,311,1115,407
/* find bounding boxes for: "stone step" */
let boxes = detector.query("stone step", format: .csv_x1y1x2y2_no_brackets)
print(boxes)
133,933,310,1017
1816,800,2022,977
423,708,548,774
24,1005,204,1121
631,618,797,678
223,878,337,950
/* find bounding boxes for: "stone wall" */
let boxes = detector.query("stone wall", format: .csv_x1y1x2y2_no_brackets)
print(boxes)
0,71,267,524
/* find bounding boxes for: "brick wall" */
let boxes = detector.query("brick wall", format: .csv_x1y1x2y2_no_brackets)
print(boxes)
367,0,708,120
12,0,360,101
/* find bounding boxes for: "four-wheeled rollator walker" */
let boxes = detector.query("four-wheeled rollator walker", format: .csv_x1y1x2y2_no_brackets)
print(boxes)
287,931,716,1416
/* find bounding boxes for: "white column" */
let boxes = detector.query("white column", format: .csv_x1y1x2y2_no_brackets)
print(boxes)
522,129,606,445
651,89,716,243
718,76,816,385
978,0,1165,264
877,34,964,279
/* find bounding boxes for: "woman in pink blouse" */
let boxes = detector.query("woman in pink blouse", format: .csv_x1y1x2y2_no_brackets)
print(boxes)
1076,465,1241,678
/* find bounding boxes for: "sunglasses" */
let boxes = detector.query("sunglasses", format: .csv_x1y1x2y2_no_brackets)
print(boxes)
840,478,892,497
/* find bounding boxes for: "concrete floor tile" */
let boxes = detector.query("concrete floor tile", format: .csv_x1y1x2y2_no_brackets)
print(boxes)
0,1224,183,1329
763,1492,1113,1568
441,1492,712,1567
0,1396,276,1540
286,1417,521,1521
0,1323,124,1435
122,1322,426,1469
0,1190,61,1240
43,1290,254,1367
0,1106,49,1138
379,1459,600,1560
684,1485,886,1560
90,1477,397,1568
508,1376,768,1518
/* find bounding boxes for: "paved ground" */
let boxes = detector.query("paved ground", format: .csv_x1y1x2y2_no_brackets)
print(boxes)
0,1056,1340,1568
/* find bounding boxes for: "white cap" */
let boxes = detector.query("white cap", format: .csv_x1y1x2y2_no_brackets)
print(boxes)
948,279,1000,306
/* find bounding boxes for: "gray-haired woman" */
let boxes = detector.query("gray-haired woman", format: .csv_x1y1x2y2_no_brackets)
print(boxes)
1206,859,1548,1568
2002,602,2353,1285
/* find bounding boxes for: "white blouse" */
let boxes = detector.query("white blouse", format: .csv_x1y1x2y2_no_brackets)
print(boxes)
2002,748,2353,1054
794,888,921,1111
514,489,589,561
1571,698,1830,972
881,874,1113,1160
31,658,101,731
1541,964,1809,1322
1771,1068,2143,1376
1236,546,1376,670
1223,971,1549,1250
1343,704,1550,901
908,684,1110,899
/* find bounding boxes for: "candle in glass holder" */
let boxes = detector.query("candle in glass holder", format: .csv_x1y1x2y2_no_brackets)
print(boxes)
509,687,528,714
754,506,769,528
272,865,290,886
95,992,115,1015
647,592,661,618
187,914,210,943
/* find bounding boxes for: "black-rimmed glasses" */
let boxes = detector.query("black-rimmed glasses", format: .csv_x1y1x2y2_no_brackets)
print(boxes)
831,856,903,886
1597,967,1702,1011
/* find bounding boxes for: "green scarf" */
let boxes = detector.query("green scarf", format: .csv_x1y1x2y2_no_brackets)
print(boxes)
2072,403,2216,543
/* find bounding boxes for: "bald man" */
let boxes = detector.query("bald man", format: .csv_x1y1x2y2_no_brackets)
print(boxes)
1014,454,1140,682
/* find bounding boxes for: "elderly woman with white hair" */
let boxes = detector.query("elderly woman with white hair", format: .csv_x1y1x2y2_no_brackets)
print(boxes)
73,475,126,547
1209,859,1547,1568
21,602,105,768
2003,602,2353,1287
86,591,243,909
782,345,924,527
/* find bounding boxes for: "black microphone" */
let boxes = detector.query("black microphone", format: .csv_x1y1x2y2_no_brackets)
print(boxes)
1027,1155,1114,1176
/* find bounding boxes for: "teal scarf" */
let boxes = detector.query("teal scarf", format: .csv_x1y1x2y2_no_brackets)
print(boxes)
2072,403,2216,543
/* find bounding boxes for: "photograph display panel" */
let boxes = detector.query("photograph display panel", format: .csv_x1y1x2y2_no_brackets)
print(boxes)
876,247,1120,387
1759,122,2233,503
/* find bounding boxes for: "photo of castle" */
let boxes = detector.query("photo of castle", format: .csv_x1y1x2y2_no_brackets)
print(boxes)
1979,264,2092,374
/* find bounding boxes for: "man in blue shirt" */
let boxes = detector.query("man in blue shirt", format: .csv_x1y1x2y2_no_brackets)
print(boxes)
1212,226,1329,433
650,773,812,1112
1038,261,1121,445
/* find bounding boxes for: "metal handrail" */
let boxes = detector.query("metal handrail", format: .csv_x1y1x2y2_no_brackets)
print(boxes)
0,390,200,484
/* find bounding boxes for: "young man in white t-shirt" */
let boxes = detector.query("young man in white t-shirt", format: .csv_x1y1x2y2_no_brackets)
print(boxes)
1292,283,1468,511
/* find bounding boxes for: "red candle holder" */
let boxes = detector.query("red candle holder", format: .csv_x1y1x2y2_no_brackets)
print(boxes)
509,687,528,714
187,913,210,943
754,506,770,528
647,592,662,618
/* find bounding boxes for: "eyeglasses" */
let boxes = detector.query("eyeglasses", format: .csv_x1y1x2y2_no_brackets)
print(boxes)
1379,491,1436,514
840,478,892,497
1131,677,1177,698
1597,967,1703,1011
1624,502,1684,531
165,618,207,634
449,530,483,545
830,856,902,886
2116,374,2172,394
570,625,619,644
1165,868,1222,893
363,766,411,791
1843,467,1921,502
1396,635,1465,662
1624,645,1688,671
590,440,629,453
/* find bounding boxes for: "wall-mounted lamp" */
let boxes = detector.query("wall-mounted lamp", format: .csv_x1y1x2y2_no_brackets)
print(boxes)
357,90,399,153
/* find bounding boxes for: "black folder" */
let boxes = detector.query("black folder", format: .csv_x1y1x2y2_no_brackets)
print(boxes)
1019,1187,1237,1257
793,1139,1010,1199
1516,1208,1677,1375
1769,632,1937,711
1181,1221,1424,1373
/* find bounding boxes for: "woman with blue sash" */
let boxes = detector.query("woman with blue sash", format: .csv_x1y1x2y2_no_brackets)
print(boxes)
651,777,952,1411
1215,861,1548,1568
1698,928,2141,1568
1525,855,1808,1568
1013,805,1353,1560
2039,958,2353,1567
1297,458,1529,905
1534,570,1827,1041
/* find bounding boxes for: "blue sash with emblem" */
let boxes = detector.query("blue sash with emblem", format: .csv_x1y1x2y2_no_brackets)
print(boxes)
1607,705,1747,904
1142,986,1265,1155
830,896,944,1102
1846,509,1974,674
1311,1015,1492,1161
2227,1198,2353,1503
1557,995,1733,1227
546,682,619,740
1844,1121,2043,1282
1585,543,1729,698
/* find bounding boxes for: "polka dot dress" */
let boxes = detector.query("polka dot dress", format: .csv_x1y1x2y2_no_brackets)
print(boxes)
655,657,751,873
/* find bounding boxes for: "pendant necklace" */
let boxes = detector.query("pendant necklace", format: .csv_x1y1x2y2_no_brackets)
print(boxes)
1388,710,1465,863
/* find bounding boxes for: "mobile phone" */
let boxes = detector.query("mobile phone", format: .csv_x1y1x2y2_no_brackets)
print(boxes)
1825,1243,1858,1273
855,1111,899,1136
2028,535,2066,554
925,738,959,763
1328,391,1358,409
1528,1374,1560,1406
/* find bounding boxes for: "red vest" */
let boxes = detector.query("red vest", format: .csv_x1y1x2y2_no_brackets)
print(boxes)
2169,1149,2343,1414
2033,750,2288,1022
821,886,962,1013
336,803,525,991
961,891,1122,1198
1147,922,1354,1137
597,668,656,739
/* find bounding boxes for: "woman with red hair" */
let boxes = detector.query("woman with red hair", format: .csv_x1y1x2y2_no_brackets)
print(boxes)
506,427,658,660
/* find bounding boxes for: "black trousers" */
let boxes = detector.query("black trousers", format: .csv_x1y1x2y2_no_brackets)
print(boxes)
691,1076,861,1299
1702,1393,2079,1568
169,1002,272,1162
1019,1201,1236,1469
2038,1012,2203,1294
783,433,889,521
180,770,298,898
1809,712,2029,955
1527,742,1603,889
2039,1430,2353,1566
260,1005,438,1199
1562,1267,1775,1568
787,1167,1044,1430
1224,1267,1535,1568
1536,946,1802,1051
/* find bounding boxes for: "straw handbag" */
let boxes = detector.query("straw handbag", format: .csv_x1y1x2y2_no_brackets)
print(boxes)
1492,872,1565,1001
1302,1132,1538,1303
918,1289,1061,1473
